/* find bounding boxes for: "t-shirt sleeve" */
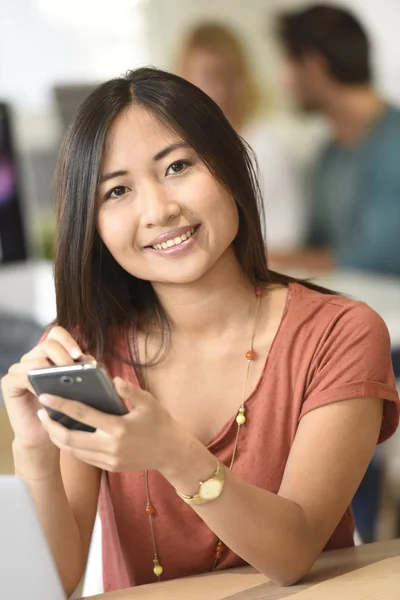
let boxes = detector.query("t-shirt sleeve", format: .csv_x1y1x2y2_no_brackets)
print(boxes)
300,301,400,443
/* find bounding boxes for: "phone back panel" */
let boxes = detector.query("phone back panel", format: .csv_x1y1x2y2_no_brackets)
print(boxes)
28,364,127,432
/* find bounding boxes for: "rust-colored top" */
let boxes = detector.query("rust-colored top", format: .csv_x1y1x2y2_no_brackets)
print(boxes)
99,283,400,592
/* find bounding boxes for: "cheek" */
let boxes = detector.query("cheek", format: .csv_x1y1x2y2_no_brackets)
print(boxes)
208,192,239,244
226,201,240,240
97,211,116,248
282,63,302,97
97,207,135,254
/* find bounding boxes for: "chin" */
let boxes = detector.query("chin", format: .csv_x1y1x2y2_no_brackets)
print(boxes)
149,262,212,286
122,240,233,286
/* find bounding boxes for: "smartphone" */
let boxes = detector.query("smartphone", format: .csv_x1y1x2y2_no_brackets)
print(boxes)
28,361,128,432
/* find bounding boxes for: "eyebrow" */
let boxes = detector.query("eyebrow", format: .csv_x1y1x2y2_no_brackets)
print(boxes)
99,169,129,184
153,142,190,161
99,142,190,184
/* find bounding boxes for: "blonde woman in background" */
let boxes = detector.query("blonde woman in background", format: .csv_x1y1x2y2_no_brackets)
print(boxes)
178,22,306,252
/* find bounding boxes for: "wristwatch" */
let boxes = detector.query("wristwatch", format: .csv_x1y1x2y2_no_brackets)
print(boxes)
176,461,226,505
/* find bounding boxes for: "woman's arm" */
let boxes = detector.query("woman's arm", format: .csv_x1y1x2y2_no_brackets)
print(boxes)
161,396,383,586
34,375,385,587
13,444,101,596
2,326,101,597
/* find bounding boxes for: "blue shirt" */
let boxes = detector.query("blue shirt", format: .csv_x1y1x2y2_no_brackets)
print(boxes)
308,105,400,275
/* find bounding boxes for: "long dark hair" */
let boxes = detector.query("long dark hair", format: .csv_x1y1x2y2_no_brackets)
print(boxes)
54,67,323,359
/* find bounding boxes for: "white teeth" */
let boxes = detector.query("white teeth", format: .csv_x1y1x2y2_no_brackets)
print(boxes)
151,227,196,250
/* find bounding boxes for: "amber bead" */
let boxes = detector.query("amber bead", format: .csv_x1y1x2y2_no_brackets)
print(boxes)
145,505,155,516
255,287,263,297
246,350,256,361
216,542,225,556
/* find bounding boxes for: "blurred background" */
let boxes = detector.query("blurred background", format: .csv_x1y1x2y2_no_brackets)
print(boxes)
1,0,400,564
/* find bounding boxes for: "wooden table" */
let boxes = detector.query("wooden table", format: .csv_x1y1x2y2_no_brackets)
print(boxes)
87,539,400,599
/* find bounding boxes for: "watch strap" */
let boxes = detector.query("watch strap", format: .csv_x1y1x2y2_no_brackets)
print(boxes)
176,460,226,505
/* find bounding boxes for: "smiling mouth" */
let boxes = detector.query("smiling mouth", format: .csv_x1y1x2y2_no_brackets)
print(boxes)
148,225,199,250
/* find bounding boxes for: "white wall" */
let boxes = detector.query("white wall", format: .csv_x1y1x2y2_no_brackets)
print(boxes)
145,0,305,105
146,0,400,107
2,0,400,152
0,0,151,150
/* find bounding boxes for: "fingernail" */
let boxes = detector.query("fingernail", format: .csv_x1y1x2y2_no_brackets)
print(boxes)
71,348,82,359
39,394,53,406
37,409,46,422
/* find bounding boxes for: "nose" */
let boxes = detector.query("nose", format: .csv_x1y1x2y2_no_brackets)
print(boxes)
138,181,181,228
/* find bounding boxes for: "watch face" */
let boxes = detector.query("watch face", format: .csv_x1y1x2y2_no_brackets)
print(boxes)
200,479,223,501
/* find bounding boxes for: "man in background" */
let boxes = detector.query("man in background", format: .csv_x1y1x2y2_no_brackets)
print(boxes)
275,4,400,276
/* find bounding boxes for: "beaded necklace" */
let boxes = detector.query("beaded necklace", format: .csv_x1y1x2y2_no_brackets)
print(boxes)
143,287,263,579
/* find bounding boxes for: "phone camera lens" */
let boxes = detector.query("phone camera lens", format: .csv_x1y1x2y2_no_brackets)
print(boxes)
60,375,73,385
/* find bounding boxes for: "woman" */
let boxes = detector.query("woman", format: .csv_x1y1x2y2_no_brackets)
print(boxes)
178,22,307,251
2,68,399,596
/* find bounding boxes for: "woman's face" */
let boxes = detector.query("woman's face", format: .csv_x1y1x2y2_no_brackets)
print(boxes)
97,106,239,285
181,47,242,125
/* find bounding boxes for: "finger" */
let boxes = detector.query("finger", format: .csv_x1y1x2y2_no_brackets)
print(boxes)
38,394,122,435
79,354,96,363
113,377,145,409
22,339,76,366
6,358,53,396
38,411,115,469
1,372,37,398
37,409,109,449
47,326,83,359
8,357,52,375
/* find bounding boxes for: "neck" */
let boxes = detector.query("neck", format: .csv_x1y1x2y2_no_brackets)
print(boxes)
151,249,257,339
322,85,385,145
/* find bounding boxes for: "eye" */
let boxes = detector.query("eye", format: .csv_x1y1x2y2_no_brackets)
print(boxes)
166,160,191,176
105,185,128,200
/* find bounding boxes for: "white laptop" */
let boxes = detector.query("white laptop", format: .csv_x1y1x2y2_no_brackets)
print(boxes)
0,475,66,600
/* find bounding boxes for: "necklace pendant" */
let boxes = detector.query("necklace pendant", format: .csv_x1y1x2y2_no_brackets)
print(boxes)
236,406,246,425
153,557,164,577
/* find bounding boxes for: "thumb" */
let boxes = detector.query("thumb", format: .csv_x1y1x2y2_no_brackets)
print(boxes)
113,377,142,410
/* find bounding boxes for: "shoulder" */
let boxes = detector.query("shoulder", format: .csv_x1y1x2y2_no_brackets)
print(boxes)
383,105,400,129
290,282,390,345
371,106,400,165
291,282,399,443
313,141,336,178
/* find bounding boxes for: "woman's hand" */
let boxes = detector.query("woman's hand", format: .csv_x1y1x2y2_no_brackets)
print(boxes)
1,326,90,478
36,377,187,474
